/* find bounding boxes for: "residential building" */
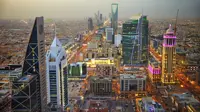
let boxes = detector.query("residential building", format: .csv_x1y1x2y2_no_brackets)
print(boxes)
46,37,68,111
161,24,176,84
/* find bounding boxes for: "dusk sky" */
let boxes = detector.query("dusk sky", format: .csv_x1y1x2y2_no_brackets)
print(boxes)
0,0,200,19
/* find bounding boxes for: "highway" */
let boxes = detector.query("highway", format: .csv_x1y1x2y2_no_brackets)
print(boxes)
176,73,200,101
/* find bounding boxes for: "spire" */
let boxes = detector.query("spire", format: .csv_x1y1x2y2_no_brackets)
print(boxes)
54,23,56,38
51,37,62,48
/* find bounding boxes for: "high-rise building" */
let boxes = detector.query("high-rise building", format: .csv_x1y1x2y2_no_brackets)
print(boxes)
114,34,122,47
12,17,47,111
88,18,94,31
122,15,148,66
161,24,176,84
111,3,118,34
105,28,113,42
46,37,68,111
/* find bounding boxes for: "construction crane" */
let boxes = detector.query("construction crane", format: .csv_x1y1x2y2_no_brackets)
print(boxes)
174,9,179,35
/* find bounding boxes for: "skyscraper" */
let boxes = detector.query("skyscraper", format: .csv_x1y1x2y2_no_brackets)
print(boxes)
46,37,68,111
12,17,47,111
88,18,94,31
122,15,148,66
111,3,118,34
161,24,176,84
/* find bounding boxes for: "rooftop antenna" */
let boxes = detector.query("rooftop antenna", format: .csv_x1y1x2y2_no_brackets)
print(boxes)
54,23,56,38
174,9,179,35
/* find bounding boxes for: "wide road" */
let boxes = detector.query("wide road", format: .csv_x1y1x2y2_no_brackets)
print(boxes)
176,73,200,101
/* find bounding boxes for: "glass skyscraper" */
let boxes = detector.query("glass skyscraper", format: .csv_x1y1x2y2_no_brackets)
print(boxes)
122,15,148,66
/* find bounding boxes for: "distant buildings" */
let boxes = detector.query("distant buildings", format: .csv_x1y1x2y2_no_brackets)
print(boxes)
122,15,148,65
120,74,146,98
12,17,47,111
89,76,112,96
137,97,165,112
88,18,94,31
111,3,118,34
46,37,68,111
161,24,176,84
105,28,113,43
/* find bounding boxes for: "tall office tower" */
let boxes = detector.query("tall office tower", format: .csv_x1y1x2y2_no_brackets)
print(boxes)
12,17,47,111
111,3,118,34
161,24,176,84
46,37,68,111
88,18,94,31
106,28,113,43
100,13,103,22
122,15,148,66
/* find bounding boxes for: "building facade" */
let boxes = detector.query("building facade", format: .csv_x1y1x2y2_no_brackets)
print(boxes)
122,15,148,66
120,74,146,98
105,28,113,42
89,76,112,96
161,24,176,84
46,37,68,111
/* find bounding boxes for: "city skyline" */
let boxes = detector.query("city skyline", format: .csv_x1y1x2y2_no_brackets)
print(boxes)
0,0,200,19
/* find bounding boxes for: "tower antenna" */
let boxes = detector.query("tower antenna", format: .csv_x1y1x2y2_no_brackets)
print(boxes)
174,9,179,35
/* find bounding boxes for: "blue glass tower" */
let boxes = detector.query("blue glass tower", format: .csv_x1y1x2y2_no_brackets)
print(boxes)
111,3,118,34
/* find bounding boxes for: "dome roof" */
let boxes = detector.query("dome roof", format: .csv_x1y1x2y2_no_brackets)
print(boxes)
166,24,174,34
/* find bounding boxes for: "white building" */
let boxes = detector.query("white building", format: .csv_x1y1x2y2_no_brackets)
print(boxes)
46,37,68,111
114,34,122,47
106,28,113,42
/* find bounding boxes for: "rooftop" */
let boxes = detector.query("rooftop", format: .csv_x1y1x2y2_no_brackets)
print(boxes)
120,74,146,80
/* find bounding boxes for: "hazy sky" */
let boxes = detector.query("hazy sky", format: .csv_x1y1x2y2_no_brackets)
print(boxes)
0,0,200,19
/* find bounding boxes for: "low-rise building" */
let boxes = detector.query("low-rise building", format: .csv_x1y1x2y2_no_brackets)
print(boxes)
89,76,112,96
148,57,161,83
120,74,146,98
171,93,200,112
137,97,165,112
